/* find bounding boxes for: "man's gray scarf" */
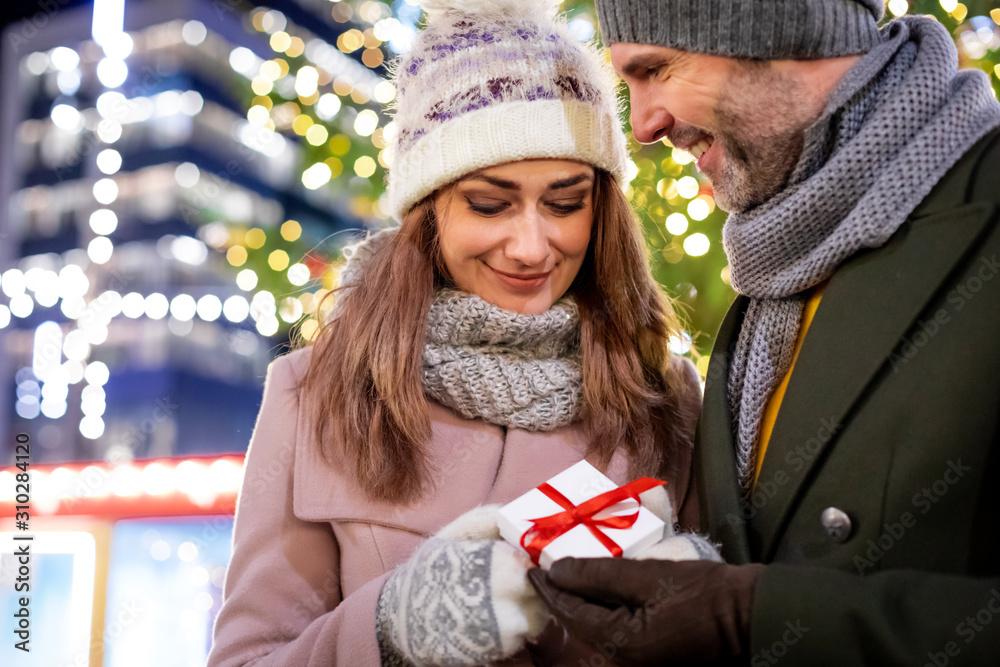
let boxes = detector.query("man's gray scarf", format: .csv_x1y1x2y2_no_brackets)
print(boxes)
723,16,1000,495
337,228,583,431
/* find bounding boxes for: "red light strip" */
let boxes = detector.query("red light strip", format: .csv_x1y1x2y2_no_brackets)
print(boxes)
1,454,245,518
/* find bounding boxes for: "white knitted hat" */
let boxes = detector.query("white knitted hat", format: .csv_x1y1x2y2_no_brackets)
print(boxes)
385,0,630,220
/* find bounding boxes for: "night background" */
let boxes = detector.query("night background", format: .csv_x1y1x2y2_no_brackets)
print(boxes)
0,0,996,664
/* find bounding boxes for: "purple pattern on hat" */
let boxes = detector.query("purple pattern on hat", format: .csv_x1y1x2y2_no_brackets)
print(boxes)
426,18,563,58
430,29,503,61
555,75,598,102
410,70,592,146
425,76,525,122
397,128,426,149
407,57,425,76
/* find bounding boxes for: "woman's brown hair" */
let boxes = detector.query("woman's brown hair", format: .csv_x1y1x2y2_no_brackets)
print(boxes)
299,168,698,504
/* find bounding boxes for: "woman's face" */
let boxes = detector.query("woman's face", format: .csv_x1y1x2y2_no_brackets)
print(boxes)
435,159,595,315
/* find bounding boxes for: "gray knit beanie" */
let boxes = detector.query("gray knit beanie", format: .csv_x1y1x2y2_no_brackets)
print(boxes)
595,0,886,59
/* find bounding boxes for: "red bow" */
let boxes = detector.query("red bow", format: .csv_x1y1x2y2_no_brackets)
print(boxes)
520,477,666,566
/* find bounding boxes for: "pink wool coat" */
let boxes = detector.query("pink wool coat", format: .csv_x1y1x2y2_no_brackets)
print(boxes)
207,346,700,666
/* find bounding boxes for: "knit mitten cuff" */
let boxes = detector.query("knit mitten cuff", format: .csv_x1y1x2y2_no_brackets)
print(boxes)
376,538,545,666
435,504,502,542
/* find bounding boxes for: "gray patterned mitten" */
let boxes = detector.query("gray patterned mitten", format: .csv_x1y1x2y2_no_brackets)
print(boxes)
375,508,546,666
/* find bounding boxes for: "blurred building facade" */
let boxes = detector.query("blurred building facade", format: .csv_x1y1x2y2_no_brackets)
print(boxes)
0,1,409,664
0,0,403,466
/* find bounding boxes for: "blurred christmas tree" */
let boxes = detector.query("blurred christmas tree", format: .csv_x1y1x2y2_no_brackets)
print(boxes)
202,0,419,342
237,0,1000,366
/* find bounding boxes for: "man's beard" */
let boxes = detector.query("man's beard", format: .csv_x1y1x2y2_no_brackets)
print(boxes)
709,113,806,212
707,67,819,213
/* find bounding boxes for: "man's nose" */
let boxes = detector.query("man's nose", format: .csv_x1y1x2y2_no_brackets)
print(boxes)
629,87,673,145
507,209,551,268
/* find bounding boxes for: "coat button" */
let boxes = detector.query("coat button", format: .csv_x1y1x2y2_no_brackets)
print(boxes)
821,507,853,543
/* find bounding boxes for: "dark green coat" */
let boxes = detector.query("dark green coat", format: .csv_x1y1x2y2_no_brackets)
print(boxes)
696,126,1000,666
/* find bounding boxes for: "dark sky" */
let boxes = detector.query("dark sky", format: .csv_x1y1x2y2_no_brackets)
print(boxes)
0,0,92,68
0,1,92,32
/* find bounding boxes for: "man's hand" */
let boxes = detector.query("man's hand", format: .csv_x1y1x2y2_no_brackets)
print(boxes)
528,558,765,665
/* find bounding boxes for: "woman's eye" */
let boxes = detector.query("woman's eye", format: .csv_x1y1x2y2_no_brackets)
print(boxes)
547,200,586,215
466,199,509,216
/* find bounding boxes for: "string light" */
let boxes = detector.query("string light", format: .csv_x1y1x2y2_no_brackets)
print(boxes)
236,269,258,291
354,109,379,136
676,176,700,199
226,246,248,266
302,163,332,189
683,233,711,257
268,250,290,271
169,295,197,321
144,293,169,320
0,456,243,514
196,295,223,322
50,46,79,71
51,104,82,132
223,296,250,323
245,228,266,249
354,156,377,178
665,213,689,236
96,149,122,174
182,20,207,46
687,197,711,221
287,263,310,286
280,220,301,241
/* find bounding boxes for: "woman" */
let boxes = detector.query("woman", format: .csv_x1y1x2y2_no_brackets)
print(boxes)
207,0,713,665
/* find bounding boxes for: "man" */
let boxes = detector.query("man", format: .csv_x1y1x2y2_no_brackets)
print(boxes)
529,1,1000,664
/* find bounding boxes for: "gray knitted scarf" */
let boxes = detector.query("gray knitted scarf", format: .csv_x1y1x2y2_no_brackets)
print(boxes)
336,228,583,431
424,288,583,431
723,16,1000,494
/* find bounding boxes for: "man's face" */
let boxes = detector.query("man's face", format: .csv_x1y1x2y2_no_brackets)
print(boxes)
610,43,823,212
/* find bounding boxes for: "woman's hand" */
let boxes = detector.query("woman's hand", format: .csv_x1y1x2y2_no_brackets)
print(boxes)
636,485,724,561
376,506,547,666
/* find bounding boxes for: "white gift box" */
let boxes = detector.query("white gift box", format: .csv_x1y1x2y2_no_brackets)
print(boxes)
497,460,665,569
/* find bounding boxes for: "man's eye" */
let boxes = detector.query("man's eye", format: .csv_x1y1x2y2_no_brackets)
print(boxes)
647,65,668,80
548,201,586,215
466,199,509,215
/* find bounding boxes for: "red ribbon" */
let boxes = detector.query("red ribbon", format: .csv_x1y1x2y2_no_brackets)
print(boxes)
520,477,666,566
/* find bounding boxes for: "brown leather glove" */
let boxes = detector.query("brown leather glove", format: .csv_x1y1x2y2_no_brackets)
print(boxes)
528,558,765,665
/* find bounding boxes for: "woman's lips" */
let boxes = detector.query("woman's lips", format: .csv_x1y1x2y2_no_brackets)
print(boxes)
488,265,551,292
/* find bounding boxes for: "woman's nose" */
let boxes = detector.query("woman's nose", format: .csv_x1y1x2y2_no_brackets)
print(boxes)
506,210,551,268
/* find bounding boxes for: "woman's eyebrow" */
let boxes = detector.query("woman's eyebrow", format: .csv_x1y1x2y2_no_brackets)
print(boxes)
466,175,519,190
548,174,594,190
464,173,593,191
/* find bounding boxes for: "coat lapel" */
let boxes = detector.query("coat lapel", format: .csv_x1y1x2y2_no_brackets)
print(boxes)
292,399,604,536
695,296,753,564
293,400,507,535
751,196,997,560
